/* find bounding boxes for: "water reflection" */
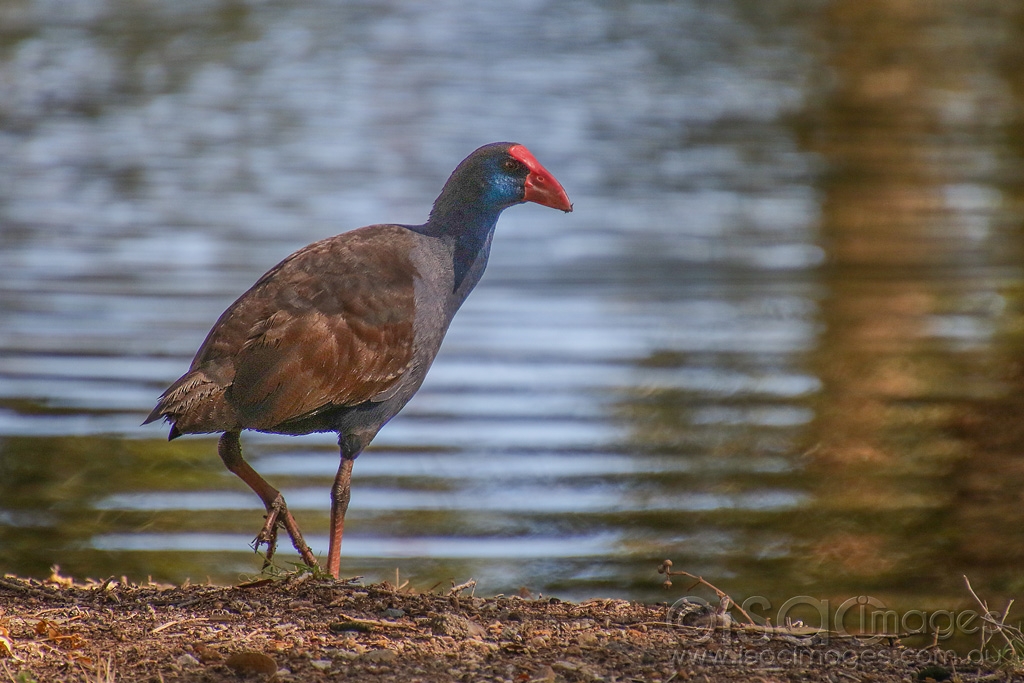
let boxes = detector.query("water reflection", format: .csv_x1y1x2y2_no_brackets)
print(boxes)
793,0,1024,605
1,0,1023,618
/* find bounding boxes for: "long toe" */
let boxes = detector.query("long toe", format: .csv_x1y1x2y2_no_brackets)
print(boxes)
258,497,318,569
254,508,283,565
264,499,315,569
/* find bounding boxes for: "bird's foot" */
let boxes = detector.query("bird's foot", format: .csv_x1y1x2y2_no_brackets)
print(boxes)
253,494,319,570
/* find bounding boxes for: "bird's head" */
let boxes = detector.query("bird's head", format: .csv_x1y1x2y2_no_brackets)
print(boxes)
487,142,573,213
432,142,573,222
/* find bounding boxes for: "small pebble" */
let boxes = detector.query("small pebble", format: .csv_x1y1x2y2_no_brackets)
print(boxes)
430,613,471,638
530,665,556,682
175,653,200,668
360,649,397,663
192,643,223,663
225,651,277,676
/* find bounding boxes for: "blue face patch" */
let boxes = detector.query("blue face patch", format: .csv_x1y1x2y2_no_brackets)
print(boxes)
481,158,526,209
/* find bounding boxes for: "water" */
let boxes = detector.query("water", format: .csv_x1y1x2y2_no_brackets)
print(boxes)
2,0,1024,630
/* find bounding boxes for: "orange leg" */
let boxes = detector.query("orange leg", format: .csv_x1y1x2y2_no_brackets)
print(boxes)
217,431,318,569
327,456,355,579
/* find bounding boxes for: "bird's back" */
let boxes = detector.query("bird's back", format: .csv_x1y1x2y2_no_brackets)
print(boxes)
146,224,435,438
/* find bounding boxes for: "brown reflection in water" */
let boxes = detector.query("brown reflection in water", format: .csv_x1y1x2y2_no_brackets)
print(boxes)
801,0,1024,596
947,6,1024,593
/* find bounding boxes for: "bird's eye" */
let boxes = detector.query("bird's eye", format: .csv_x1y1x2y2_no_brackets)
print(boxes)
503,159,520,172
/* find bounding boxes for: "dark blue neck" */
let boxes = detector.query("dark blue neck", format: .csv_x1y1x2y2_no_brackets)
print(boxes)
414,199,504,294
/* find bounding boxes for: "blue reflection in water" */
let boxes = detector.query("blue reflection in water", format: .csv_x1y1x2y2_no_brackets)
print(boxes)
95,487,807,514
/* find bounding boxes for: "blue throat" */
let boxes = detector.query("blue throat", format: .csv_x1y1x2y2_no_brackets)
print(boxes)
417,193,510,293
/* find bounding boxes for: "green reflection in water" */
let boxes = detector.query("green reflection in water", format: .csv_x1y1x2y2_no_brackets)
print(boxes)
0,435,247,581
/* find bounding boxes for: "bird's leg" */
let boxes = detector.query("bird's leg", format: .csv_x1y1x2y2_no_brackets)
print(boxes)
217,431,318,570
326,454,355,579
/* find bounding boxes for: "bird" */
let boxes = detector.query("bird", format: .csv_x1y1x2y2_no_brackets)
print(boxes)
144,142,572,578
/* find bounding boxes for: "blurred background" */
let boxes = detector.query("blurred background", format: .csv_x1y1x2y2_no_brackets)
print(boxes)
2,0,1024,624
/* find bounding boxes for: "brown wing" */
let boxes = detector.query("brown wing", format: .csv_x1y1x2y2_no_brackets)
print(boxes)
149,224,419,434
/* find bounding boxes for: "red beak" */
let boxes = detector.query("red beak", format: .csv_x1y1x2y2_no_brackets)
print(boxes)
509,144,573,213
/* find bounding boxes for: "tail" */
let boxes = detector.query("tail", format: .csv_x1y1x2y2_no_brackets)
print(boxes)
143,364,238,439
142,401,184,440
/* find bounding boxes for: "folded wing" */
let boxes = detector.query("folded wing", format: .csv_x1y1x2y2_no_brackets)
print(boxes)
146,225,418,436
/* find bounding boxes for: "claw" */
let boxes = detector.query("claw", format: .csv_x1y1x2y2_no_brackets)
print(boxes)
254,503,283,566
253,494,319,570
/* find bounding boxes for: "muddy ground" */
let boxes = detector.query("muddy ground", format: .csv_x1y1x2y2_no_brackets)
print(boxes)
0,569,1018,682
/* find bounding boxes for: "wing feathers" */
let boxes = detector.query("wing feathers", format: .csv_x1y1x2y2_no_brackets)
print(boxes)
148,225,420,434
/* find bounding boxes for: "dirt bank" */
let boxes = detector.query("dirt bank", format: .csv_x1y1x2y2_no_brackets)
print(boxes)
0,570,1015,682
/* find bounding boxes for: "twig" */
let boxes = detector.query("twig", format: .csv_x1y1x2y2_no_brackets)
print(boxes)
0,577,68,602
3,659,20,682
449,579,476,597
658,560,756,625
391,567,409,592
964,575,1024,659
332,613,416,629
964,576,994,653
151,617,209,634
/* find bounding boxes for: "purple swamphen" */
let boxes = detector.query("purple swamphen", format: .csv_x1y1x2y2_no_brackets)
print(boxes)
145,142,572,578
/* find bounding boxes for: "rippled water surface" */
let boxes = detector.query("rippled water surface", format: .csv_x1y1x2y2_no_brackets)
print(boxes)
3,0,1024,619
